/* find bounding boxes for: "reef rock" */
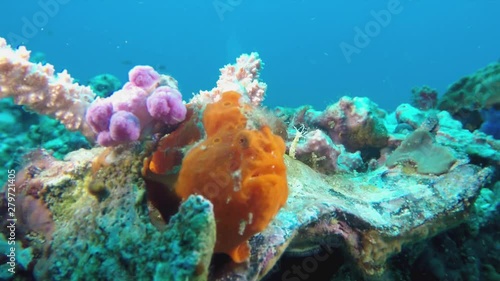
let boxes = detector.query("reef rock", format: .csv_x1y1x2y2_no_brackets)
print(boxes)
3,143,494,280
438,62,500,131
213,156,493,280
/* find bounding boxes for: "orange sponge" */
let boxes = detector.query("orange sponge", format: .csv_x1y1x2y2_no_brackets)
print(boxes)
175,91,288,263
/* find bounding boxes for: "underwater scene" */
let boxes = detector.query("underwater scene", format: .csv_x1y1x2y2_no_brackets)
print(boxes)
0,1,499,280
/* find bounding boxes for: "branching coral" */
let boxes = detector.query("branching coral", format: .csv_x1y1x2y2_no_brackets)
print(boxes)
191,52,267,106
0,37,96,137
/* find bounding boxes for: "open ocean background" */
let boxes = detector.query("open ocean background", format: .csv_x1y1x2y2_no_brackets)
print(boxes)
0,0,499,111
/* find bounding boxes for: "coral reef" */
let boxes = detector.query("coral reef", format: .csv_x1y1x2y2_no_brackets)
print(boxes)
218,157,494,280
310,96,389,152
293,129,363,174
1,148,216,281
0,98,90,186
0,40,186,147
438,61,500,131
274,97,389,173
0,37,499,281
411,85,438,110
410,181,500,281
3,140,495,280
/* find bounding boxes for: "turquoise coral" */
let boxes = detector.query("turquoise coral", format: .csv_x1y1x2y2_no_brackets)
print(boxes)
32,149,215,280
88,74,122,98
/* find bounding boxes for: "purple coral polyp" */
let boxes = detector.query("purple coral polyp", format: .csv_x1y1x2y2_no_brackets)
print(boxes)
109,111,141,142
85,99,113,133
85,66,187,146
147,86,187,125
128,65,160,90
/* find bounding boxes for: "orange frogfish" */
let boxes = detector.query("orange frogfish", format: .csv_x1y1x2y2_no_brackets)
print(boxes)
175,91,288,263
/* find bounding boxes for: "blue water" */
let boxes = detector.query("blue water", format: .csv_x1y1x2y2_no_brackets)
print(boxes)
0,0,499,111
